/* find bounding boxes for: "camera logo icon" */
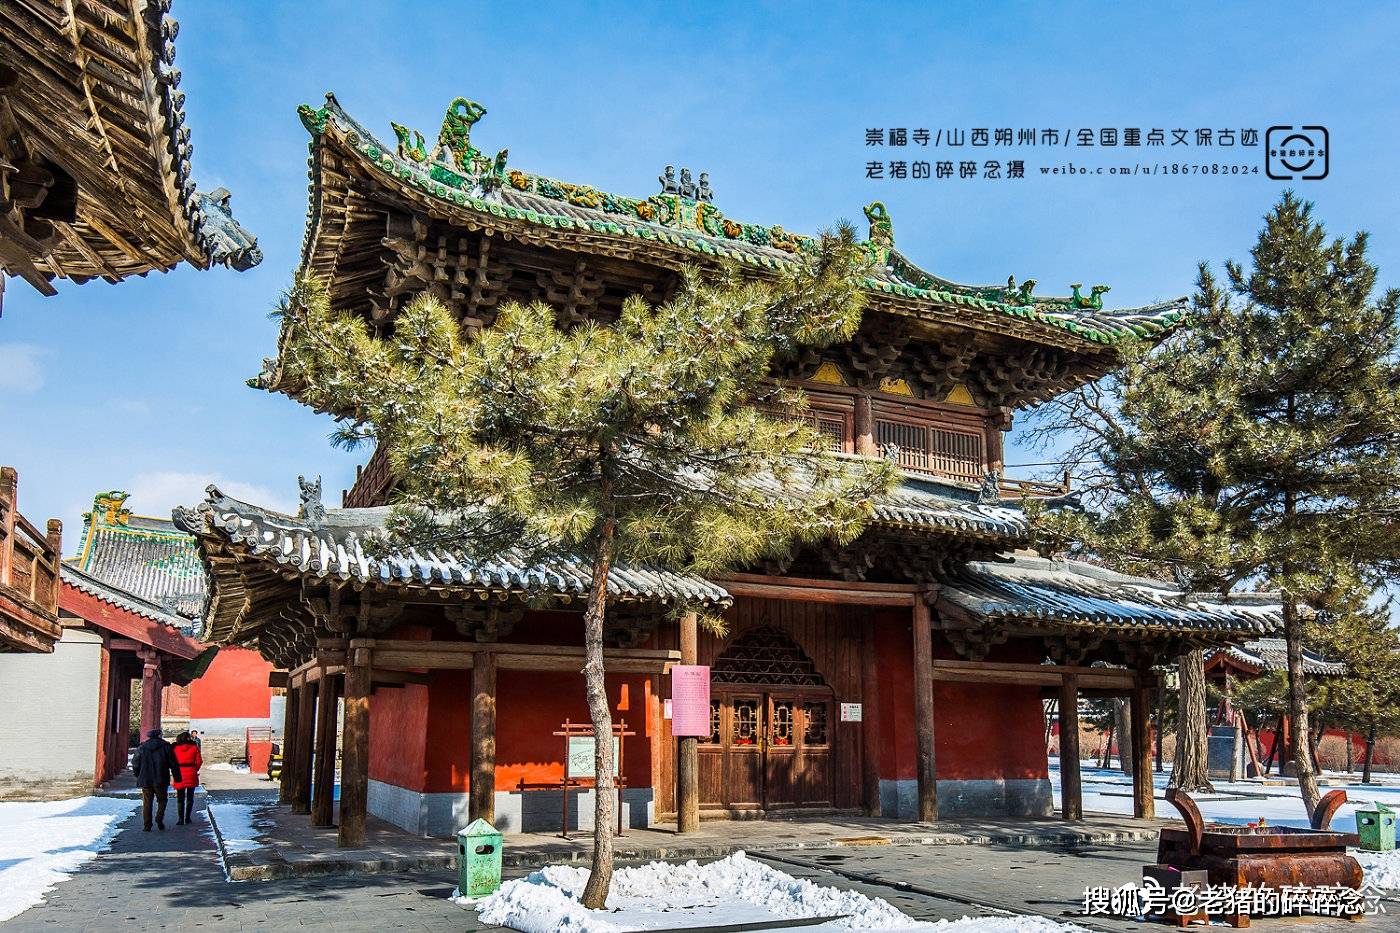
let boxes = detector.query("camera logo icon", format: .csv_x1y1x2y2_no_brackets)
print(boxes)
1266,126,1328,180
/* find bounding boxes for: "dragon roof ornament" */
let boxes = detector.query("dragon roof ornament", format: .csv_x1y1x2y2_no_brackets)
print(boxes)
296,93,1188,346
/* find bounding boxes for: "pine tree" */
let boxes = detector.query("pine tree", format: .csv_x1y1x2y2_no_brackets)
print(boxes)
272,226,894,907
1027,193,1400,813
1308,596,1400,783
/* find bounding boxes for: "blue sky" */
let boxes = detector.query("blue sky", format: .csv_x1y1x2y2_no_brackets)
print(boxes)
3,1,1398,546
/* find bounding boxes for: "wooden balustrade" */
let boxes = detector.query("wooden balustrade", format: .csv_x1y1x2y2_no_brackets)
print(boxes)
0,466,62,651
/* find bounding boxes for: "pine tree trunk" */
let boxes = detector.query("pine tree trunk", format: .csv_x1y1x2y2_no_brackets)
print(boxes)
1170,649,1214,792
1113,699,1133,775
580,517,616,910
1346,731,1354,773
1283,596,1321,813
1363,723,1377,784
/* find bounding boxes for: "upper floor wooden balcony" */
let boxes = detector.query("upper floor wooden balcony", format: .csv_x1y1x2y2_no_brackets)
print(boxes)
0,466,63,652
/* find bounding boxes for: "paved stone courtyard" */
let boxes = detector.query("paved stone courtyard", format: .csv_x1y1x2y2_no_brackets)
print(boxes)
4,771,1387,931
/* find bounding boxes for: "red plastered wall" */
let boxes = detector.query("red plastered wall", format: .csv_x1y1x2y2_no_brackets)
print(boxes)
413,668,654,794
368,680,430,791
875,613,1049,782
188,646,274,719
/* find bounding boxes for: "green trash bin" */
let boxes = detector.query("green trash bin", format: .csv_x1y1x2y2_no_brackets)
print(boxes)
457,818,503,897
1357,802,1396,852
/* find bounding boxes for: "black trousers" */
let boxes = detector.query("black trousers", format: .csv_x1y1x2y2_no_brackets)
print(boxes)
141,785,168,828
176,787,195,822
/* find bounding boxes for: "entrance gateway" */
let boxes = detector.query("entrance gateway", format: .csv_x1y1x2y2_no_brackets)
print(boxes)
697,627,835,813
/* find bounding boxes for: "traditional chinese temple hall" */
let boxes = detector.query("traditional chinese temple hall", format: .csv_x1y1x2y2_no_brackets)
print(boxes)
181,92,1286,843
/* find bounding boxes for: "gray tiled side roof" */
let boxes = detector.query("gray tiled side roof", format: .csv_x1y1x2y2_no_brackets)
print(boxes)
940,556,1285,634
1208,638,1345,676
76,515,207,619
62,564,192,632
180,486,732,609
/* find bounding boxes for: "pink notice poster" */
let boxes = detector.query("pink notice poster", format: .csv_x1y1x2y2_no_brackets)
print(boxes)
670,665,711,737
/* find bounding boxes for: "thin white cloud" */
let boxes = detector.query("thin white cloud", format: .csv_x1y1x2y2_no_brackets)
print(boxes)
0,343,48,393
124,471,299,520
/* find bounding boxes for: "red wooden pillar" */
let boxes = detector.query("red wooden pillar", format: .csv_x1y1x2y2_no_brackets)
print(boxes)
912,594,938,822
854,396,876,456
279,683,298,804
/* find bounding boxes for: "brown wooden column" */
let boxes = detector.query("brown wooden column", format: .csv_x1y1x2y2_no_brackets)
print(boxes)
1131,678,1155,819
1059,672,1082,820
470,651,497,824
860,615,882,816
292,682,316,814
138,648,163,738
676,610,699,834
312,673,339,827
338,640,373,848
912,594,938,822
854,395,876,456
279,684,298,803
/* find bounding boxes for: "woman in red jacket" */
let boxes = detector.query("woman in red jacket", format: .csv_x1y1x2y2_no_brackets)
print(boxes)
171,731,203,825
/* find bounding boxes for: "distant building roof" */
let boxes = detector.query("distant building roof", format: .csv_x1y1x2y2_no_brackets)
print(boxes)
72,491,206,624
1207,638,1345,677
939,556,1285,636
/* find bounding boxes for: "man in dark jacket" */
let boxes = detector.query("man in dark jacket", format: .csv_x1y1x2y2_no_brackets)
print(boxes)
132,729,182,831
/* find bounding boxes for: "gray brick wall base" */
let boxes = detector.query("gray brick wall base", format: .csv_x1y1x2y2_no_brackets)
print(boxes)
368,778,655,836
879,777,1053,819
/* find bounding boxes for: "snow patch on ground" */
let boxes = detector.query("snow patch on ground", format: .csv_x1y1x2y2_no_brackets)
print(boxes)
459,851,1084,932
203,802,273,855
0,796,138,922
205,763,251,773
1355,849,1400,891
1050,760,1400,833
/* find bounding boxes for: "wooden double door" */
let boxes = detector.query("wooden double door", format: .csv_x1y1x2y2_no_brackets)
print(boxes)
698,687,834,812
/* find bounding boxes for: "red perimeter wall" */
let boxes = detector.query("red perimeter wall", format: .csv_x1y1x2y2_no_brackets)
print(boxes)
189,646,274,719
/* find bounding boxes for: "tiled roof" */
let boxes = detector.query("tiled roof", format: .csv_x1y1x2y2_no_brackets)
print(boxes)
939,556,1285,635
61,564,190,631
298,93,1185,348
179,486,733,612
74,495,207,620
1208,638,1345,676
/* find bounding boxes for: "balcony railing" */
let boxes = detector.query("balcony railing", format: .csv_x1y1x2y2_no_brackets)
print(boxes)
0,466,63,651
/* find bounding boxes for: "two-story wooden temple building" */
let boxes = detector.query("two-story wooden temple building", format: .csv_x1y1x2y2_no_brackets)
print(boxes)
179,93,1285,845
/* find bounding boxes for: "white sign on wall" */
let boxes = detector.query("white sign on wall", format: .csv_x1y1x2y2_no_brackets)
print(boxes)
840,702,863,722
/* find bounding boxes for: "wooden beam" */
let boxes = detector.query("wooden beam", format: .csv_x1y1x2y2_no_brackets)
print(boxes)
930,659,1152,692
913,596,938,822
1131,679,1155,819
292,683,315,814
470,652,496,824
676,611,699,834
370,669,428,687
312,673,339,827
1059,672,1081,820
338,643,372,848
719,575,917,606
861,615,882,816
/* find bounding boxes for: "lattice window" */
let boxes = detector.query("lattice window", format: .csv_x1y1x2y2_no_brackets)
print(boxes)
931,428,984,481
876,419,984,480
711,627,828,686
700,701,721,744
875,419,928,470
771,700,795,747
761,405,848,453
732,699,760,745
